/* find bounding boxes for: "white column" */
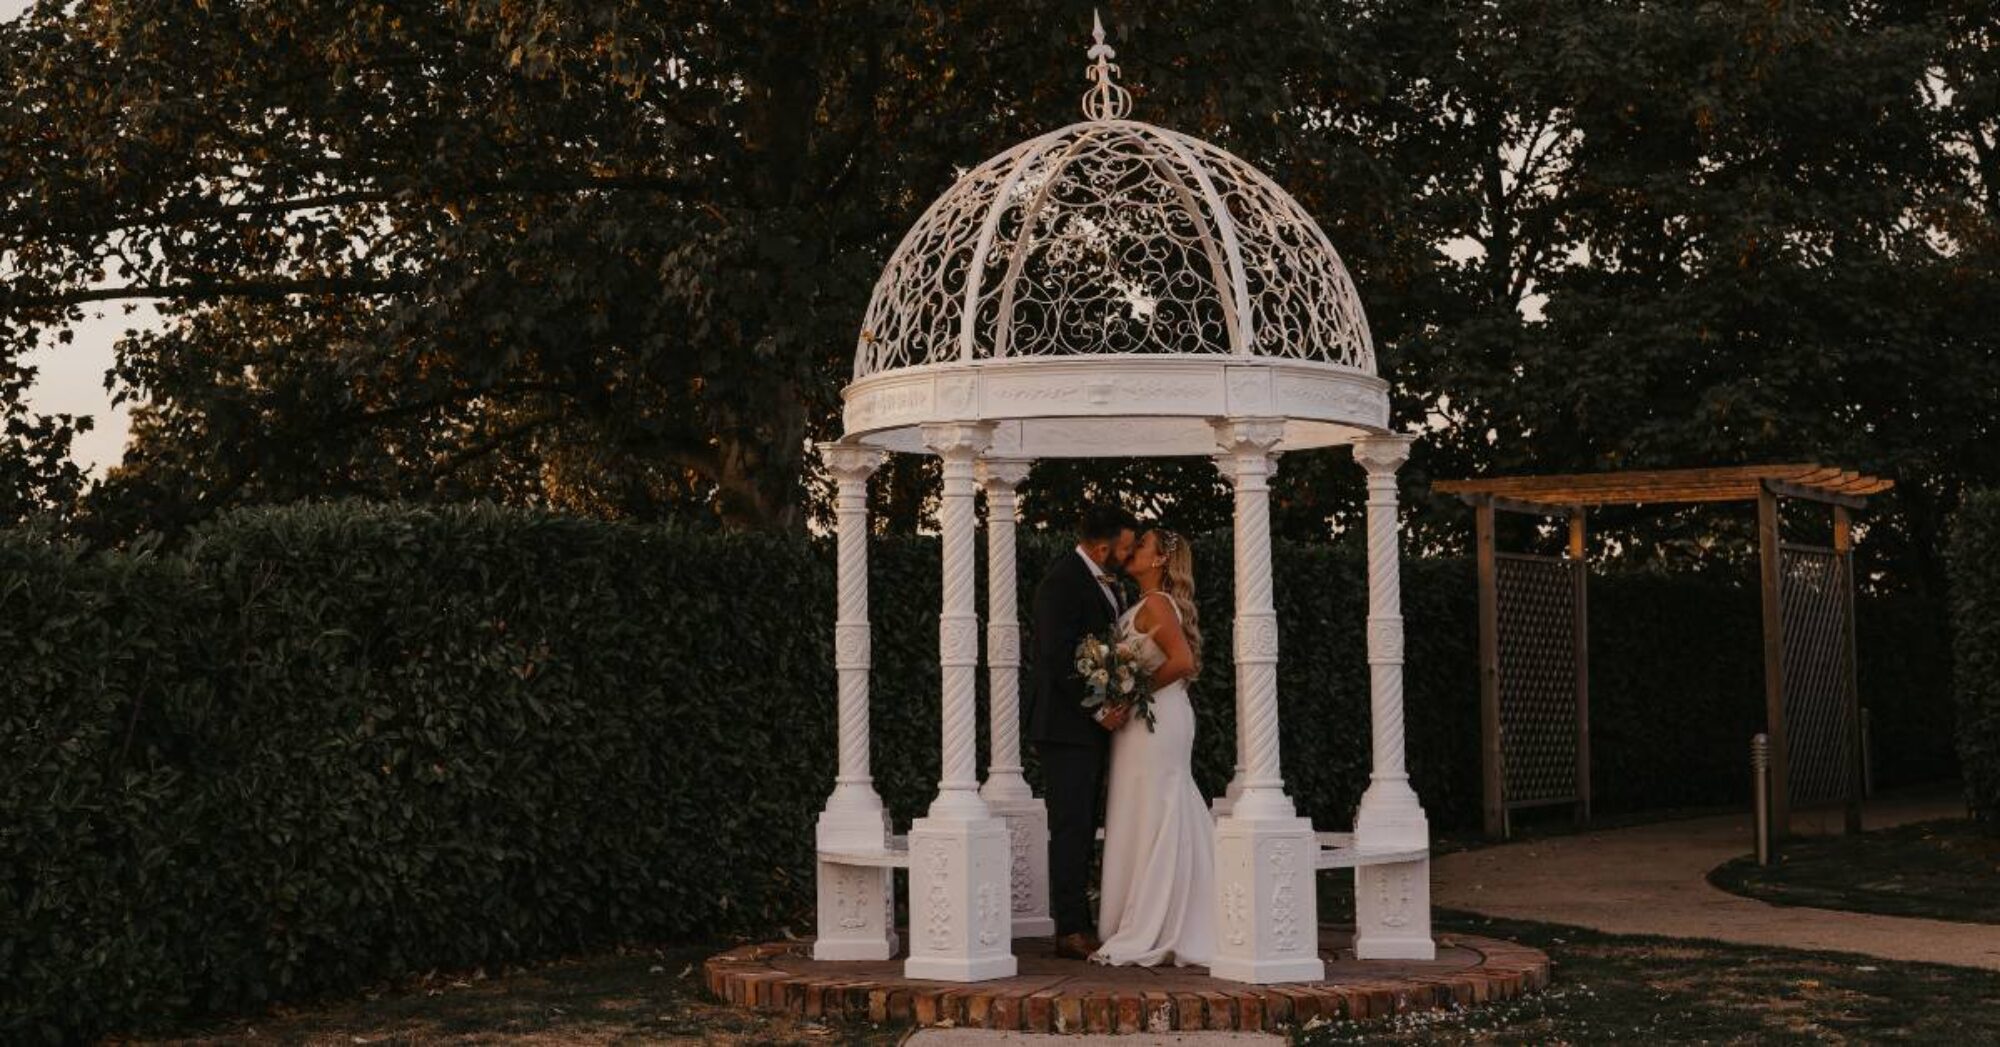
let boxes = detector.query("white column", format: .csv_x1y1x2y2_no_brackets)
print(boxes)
813,441,898,961
1350,434,1435,961
977,457,1054,939
1208,418,1324,985
1209,450,1275,818
906,422,1016,982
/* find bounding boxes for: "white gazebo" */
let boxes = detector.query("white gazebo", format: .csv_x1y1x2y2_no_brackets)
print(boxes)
812,18,1434,985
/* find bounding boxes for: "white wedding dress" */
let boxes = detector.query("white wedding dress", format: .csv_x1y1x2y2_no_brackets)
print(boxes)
1092,596,1218,967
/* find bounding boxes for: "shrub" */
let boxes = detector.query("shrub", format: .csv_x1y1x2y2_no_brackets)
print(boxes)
0,501,1952,1038
1949,490,2000,823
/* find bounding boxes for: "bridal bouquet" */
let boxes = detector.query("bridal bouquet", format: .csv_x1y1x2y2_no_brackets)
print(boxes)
1074,630,1158,732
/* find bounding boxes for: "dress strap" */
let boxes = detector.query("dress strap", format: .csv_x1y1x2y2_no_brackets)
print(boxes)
1138,589,1184,625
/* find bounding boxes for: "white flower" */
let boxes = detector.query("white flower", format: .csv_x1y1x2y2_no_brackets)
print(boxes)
1118,675,1135,694
1089,669,1109,688
1075,658,1094,675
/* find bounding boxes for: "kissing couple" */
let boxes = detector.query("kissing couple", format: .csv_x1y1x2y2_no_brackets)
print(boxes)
1026,504,1216,967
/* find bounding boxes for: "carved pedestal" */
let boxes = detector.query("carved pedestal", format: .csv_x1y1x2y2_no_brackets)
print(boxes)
1354,857,1434,960
984,797,1054,939
1208,814,1326,984
903,815,1018,982
1352,783,1436,960
813,810,898,961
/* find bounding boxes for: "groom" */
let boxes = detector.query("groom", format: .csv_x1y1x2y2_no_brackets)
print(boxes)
1027,503,1139,960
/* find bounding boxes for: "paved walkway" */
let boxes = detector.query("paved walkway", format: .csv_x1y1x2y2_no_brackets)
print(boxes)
910,1033,1280,1046
1433,789,2000,971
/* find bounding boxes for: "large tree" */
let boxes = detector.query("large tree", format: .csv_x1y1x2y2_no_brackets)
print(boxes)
3,2,1992,592
0,1,1379,538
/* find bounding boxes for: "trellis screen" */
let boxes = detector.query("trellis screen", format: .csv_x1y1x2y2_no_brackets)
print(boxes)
1779,544,1858,806
1494,552,1580,808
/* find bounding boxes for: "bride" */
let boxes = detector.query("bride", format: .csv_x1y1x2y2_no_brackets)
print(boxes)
1092,526,1217,967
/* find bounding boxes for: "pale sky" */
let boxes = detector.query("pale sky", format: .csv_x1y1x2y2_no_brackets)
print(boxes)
8,0,136,477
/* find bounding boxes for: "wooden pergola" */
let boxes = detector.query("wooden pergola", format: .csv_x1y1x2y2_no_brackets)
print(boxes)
1434,465,1893,841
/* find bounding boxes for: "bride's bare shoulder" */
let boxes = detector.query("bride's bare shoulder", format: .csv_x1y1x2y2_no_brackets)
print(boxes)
1135,591,1177,630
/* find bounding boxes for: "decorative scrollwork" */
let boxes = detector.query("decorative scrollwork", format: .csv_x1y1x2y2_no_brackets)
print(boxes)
925,842,954,950
855,23,1373,381
1376,867,1413,929
977,880,1006,947
1008,820,1035,914
833,866,870,930
1269,840,1300,953
1236,615,1280,661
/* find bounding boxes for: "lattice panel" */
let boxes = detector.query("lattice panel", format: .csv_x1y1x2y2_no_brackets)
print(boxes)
1495,553,1580,807
1780,545,1857,806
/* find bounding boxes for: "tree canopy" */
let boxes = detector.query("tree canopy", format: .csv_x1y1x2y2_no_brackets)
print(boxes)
2,1,1993,591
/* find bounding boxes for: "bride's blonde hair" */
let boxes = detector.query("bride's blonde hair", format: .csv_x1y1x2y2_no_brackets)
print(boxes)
1147,527,1202,679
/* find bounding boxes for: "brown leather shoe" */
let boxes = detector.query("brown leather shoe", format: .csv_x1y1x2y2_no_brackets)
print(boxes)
1052,932,1101,960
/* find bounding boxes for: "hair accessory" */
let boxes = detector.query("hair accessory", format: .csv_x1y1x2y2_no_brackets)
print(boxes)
1159,530,1181,556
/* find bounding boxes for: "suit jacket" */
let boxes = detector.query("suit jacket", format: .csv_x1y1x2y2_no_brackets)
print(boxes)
1026,550,1120,747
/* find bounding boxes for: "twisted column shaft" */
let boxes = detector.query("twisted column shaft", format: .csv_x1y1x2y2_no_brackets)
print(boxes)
822,442,886,813
1216,419,1291,819
1355,436,1413,783
924,423,995,818
979,458,1034,801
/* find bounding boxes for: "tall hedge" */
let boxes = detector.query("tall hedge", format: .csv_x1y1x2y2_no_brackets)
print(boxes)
0,501,1952,1038
1950,490,2000,823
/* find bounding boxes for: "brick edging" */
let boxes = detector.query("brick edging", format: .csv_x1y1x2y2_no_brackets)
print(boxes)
703,934,1551,1033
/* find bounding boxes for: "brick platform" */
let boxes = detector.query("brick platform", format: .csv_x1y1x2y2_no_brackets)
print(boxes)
704,927,1550,1034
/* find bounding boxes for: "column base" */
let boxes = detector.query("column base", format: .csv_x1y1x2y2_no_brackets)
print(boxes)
902,814,1018,983
985,795,1055,940
814,805,899,962
1207,954,1331,985
1211,767,1247,818
813,861,899,962
1353,776,1430,852
1354,857,1434,961
1208,811,1324,985
903,953,1021,982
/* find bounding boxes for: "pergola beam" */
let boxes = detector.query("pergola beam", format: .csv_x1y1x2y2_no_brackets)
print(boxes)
1763,479,1869,510
1435,463,1893,510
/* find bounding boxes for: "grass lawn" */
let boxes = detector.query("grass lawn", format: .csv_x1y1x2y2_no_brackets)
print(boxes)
149,912,2000,1045
1708,818,2000,924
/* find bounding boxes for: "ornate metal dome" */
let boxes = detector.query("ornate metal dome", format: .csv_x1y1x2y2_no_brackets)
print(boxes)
841,16,1388,458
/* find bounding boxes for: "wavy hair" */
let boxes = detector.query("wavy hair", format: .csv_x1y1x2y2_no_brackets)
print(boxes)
1146,527,1202,679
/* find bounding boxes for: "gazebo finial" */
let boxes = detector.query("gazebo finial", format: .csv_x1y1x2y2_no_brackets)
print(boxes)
1082,9,1132,121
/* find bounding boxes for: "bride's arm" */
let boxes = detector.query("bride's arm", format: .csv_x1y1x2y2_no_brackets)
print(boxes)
1135,592,1196,689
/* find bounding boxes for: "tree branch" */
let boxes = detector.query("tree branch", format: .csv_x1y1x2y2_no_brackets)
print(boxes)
4,276,416,310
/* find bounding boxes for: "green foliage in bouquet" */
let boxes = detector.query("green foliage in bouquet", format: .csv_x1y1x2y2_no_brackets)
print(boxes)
1074,629,1157,731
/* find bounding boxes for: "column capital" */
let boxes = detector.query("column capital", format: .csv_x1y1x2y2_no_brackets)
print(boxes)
819,440,887,483
1352,433,1415,476
1213,417,1287,457
922,421,997,462
1214,450,1280,482
976,456,1034,490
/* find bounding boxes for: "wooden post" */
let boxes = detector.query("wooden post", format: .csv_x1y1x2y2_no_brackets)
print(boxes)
1569,507,1592,826
1476,495,1505,839
1835,506,1864,834
1757,485,1791,839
